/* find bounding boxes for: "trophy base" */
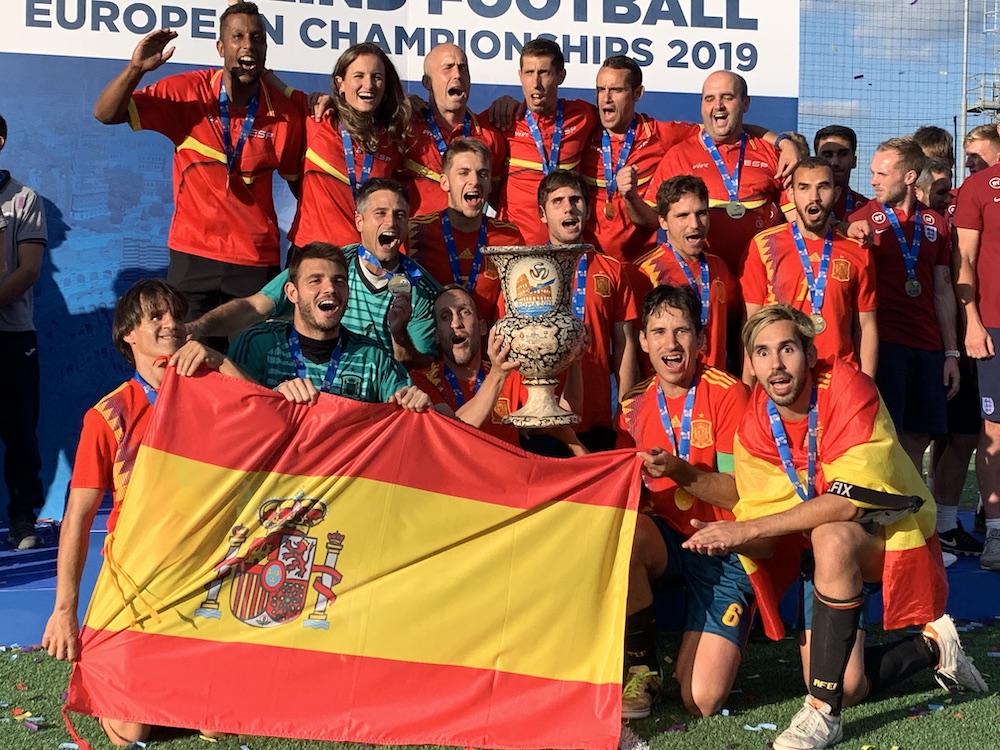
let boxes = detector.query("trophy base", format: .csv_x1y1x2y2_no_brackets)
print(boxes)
502,378,581,428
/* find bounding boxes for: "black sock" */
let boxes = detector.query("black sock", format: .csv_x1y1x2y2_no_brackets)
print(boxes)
624,605,658,677
863,635,937,696
809,589,863,714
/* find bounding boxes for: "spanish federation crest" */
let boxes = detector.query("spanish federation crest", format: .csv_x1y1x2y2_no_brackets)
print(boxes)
195,493,346,630
690,419,713,450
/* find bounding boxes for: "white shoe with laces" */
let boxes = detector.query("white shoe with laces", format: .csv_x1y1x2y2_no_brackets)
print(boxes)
773,696,843,750
923,613,988,692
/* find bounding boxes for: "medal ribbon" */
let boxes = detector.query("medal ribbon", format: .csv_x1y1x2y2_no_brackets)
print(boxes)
667,242,710,327
883,205,922,282
441,211,487,292
133,371,158,406
601,116,638,204
340,124,374,201
357,245,423,285
425,109,472,157
790,223,833,319
766,386,818,502
656,365,700,462
572,251,588,320
443,364,485,408
219,82,259,175
844,191,854,217
288,327,345,394
525,100,564,175
700,129,747,204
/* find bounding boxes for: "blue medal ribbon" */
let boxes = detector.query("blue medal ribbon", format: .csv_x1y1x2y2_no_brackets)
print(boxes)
572,251,588,321
357,245,424,285
219,82,259,176
790,223,833,319
601,116,638,204
133,371,158,406
656,365,700,462
525,100,564,175
844,191,854,217
766,387,818,502
288,327,344,394
425,109,472,158
699,129,747,203
340,124,375,201
441,211,487,292
883,205,922,282
667,242,710,327
442,364,485,408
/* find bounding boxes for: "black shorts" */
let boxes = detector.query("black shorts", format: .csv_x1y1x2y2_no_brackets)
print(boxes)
978,329,1000,423
875,341,947,435
945,359,982,435
167,250,279,320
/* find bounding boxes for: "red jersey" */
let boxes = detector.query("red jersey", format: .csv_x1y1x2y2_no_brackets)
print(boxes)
742,224,876,368
831,189,870,222
493,98,598,243
575,250,641,432
287,96,401,249
410,362,523,445
580,116,699,262
129,70,303,267
69,379,153,534
648,129,789,276
616,368,749,537
406,212,523,326
632,245,735,370
399,109,507,216
848,201,950,350
952,163,1000,327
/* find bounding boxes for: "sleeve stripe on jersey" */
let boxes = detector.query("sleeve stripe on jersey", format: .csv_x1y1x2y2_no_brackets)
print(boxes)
403,158,441,182
177,136,226,165
507,157,583,172
127,99,142,132
305,147,350,184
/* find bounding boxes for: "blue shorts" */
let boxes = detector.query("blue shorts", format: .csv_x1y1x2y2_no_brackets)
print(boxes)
978,330,1000,423
797,552,881,631
875,341,948,435
652,516,756,649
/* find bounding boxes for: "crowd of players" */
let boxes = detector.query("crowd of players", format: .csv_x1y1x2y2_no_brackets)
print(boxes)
0,1,993,748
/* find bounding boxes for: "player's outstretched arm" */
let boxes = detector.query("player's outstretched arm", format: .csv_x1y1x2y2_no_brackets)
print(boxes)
94,29,178,124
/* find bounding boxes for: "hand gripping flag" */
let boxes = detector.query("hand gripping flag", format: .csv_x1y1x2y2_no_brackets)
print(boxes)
66,369,641,749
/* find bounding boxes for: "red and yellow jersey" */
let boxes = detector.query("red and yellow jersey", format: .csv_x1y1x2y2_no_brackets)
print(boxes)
734,359,945,639
575,250,641,432
632,246,735,371
580,116,699,263
848,201,950,350
406,212,523,327
128,70,304,267
398,110,507,217
410,362,523,445
69,379,153,534
617,369,749,536
648,130,789,276
952,162,1000,327
492,98,598,244
287,98,401,249
741,224,876,368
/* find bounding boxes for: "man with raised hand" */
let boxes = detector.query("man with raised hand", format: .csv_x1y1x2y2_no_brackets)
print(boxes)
742,157,877,378
814,125,869,221
616,284,750,720
848,138,959,471
407,138,523,327
230,241,430,411
685,304,985,750
93,3,302,331
632,175,736,372
399,44,506,216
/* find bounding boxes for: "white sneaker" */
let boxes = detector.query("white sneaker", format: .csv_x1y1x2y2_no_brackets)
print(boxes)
923,614,988,692
621,666,660,720
773,696,843,750
981,529,1000,571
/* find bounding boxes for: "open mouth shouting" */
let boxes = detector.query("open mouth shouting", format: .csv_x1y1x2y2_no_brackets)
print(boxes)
766,370,798,403
376,228,401,253
317,297,340,314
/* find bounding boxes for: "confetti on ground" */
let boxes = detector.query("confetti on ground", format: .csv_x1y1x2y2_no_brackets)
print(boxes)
743,723,777,731
721,708,730,716
929,704,944,710
23,721,39,731
240,745,253,750
15,683,26,690
954,712,965,718
987,652,1000,658
658,724,686,733
746,674,760,679
11,708,26,717
199,735,219,742
58,744,80,749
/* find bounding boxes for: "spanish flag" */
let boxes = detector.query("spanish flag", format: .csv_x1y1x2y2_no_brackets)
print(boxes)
733,359,946,640
66,369,641,749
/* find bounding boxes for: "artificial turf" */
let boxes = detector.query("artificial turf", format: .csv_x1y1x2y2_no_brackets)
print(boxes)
2,621,997,750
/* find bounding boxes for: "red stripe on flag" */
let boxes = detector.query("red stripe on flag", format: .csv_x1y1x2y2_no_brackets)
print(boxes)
144,370,640,510
68,628,620,750
881,534,948,630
